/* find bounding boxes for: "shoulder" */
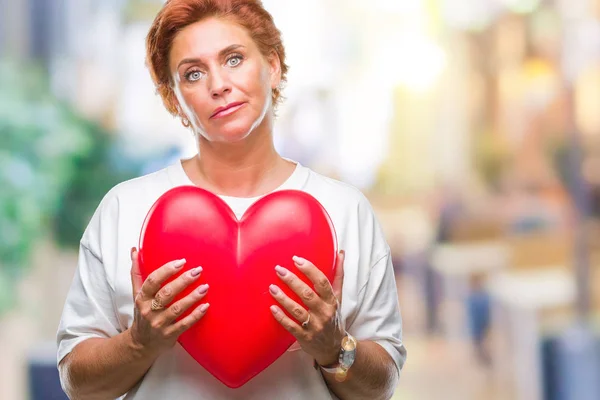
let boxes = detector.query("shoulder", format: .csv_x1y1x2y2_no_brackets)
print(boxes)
302,167,373,212
102,166,175,207
301,167,389,259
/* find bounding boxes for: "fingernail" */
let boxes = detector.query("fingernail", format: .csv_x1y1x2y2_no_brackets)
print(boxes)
275,265,288,276
340,250,345,256
130,247,136,260
270,305,280,314
269,284,280,295
197,284,209,294
190,266,202,276
199,303,210,313
292,256,306,266
174,259,186,269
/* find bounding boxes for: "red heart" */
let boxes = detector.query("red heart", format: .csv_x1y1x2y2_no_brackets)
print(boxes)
138,187,337,388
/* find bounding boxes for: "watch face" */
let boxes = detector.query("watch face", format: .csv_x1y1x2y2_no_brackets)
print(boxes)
340,349,355,366
340,334,357,369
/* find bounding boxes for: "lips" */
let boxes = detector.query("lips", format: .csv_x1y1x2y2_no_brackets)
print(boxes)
211,102,245,119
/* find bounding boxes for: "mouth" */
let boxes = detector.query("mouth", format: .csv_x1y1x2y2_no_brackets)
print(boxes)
210,102,246,119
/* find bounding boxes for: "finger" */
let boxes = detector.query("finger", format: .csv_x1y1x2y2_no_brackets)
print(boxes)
168,303,210,337
331,250,345,303
140,258,187,299
161,283,209,325
270,305,302,338
130,248,143,300
269,284,309,324
154,266,203,307
275,265,320,309
293,256,336,304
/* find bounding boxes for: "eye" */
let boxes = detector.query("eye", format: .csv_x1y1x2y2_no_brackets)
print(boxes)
185,70,204,82
226,55,243,67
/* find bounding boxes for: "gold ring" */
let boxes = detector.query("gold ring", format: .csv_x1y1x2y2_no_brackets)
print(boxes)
151,297,164,311
301,312,311,329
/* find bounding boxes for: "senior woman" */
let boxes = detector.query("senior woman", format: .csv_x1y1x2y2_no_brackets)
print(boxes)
56,1,406,399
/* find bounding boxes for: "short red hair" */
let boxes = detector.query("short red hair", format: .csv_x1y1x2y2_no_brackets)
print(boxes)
146,0,288,116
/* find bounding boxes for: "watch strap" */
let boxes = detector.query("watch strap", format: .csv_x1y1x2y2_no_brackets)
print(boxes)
314,333,357,379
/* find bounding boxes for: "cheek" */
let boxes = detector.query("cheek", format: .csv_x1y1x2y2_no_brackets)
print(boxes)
243,72,272,111
257,66,272,92
235,64,271,97
180,89,209,117
173,81,196,114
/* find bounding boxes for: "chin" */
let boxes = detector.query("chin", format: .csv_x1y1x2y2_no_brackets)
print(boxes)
206,115,266,143
204,122,253,143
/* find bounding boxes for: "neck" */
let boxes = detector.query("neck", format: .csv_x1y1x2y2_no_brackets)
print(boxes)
184,116,293,198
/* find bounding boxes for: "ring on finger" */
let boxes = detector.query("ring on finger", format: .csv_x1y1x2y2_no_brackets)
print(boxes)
301,311,311,329
151,297,164,311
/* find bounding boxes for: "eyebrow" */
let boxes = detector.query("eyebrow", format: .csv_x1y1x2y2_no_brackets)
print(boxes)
177,44,246,69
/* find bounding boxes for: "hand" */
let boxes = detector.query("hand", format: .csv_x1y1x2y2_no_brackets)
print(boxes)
269,250,346,366
129,247,210,354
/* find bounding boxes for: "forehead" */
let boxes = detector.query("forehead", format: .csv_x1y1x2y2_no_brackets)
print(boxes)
170,17,253,63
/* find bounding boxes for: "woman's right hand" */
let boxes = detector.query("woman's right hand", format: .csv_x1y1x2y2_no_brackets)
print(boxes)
128,247,209,354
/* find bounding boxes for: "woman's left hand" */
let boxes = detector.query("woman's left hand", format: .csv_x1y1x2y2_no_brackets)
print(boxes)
269,250,346,367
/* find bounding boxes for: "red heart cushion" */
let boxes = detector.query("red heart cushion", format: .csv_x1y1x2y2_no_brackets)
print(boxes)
138,187,337,388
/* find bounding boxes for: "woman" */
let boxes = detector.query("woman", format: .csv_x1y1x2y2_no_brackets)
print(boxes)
56,1,406,399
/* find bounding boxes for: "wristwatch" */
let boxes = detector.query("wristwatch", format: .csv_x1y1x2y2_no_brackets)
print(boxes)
316,332,357,382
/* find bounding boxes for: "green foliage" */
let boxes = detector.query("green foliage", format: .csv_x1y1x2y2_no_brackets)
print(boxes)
51,128,140,248
0,61,139,314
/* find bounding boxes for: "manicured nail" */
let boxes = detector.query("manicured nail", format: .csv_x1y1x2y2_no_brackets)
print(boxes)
269,284,280,295
292,256,306,266
190,266,202,276
199,303,210,313
340,250,345,256
174,259,186,268
275,265,288,276
197,284,209,294
270,305,280,314
130,247,136,260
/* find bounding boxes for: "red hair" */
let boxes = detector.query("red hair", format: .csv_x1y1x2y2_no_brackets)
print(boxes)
146,0,288,116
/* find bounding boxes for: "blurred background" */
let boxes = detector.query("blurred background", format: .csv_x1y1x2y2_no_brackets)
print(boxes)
1,0,600,399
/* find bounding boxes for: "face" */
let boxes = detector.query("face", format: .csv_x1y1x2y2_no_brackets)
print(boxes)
169,17,281,142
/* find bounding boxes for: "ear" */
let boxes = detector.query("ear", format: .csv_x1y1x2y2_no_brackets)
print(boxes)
267,50,282,90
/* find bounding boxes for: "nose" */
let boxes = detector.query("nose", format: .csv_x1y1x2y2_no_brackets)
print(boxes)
209,70,231,98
